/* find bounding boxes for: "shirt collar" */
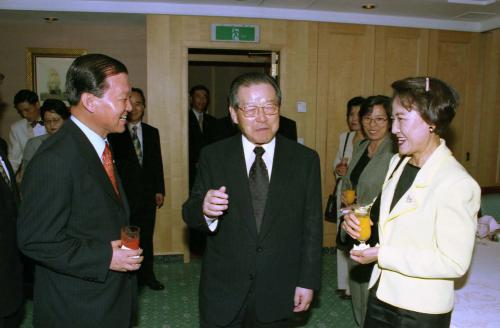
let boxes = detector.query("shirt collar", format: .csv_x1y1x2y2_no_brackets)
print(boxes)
71,116,106,161
241,134,276,177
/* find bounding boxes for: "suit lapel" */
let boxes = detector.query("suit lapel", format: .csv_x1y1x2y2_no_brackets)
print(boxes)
68,121,124,207
380,141,451,230
225,135,258,238
258,136,292,241
141,123,150,164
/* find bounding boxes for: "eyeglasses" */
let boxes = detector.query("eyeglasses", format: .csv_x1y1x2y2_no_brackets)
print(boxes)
237,102,279,118
362,116,388,125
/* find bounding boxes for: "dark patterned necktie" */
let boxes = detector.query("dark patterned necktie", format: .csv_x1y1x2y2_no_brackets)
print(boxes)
131,126,143,166
249,146,269,233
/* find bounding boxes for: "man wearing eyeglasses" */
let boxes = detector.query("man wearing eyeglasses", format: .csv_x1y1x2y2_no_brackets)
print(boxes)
183,72,323,328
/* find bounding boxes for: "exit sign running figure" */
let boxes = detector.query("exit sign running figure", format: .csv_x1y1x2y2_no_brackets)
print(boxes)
211,24,260,43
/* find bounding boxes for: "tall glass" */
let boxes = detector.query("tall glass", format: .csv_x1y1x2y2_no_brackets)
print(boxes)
354,205,371,250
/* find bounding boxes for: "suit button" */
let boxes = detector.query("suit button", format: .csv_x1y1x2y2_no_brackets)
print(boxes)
256,246,263,253
249,274,255,280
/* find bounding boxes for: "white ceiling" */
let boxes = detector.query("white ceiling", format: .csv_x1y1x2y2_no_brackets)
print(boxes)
0,0,499,32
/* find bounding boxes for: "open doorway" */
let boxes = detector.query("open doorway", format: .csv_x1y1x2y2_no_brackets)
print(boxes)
188,48,278,118
187,48,279,256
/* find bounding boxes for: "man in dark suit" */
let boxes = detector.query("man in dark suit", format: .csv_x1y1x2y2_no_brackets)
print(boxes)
0,137,24,328
109,87,165,291
17,54,143,328
215,114,298,142
188,85,217,190
188,85,217,255
183,72,323,327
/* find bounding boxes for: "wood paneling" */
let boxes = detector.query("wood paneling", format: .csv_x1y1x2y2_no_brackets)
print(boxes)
428,30,481,174
476,29,500,186
374,27,429,95
317,23,375,246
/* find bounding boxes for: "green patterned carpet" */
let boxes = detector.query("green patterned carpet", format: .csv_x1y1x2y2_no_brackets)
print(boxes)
20,251,358,327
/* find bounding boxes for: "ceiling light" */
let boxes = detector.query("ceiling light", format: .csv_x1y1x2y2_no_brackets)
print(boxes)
43,17,59,23
362,4,376,10
448,0,496,5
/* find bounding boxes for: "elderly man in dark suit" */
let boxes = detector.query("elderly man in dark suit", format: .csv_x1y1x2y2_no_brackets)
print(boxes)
183,72,323,327
1,137,23,328
109,87,165,291
18,54,143,328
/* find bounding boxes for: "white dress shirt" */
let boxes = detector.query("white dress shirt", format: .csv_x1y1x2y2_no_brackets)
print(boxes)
206,135,276,230
8,118,47,172
71,116,106,162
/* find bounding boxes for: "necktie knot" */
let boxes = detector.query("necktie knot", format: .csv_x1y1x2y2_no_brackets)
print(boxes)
132,125,137,133
254,146,265,158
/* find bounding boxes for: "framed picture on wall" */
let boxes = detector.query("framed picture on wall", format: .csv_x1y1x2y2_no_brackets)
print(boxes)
26,47,86,103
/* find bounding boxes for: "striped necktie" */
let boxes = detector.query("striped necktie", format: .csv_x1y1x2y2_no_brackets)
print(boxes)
0,157,11,189
131,125,143,166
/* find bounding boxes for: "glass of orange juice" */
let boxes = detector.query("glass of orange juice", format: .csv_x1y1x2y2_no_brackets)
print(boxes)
354,205,371,248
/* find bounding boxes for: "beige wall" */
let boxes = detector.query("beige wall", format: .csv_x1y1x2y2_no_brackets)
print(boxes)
0,19,146,140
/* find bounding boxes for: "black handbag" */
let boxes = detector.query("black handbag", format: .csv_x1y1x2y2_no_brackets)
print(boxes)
325,133,352,223
324,180,339,222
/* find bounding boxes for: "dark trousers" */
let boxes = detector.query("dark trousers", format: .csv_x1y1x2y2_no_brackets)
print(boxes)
131,204,157,283
364,290,451,328
0,307,23,328
200,283,290,328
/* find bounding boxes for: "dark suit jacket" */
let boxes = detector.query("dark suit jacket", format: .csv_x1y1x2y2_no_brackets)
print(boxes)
17,120,136,328
109,122,165,211
215,115,297,142
0,138,23,317
182,134,323,325
188,110,217,188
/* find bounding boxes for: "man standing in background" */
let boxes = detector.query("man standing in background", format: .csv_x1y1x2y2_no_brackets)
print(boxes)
8,89,46,173
188,85,217,255
109,87,165,291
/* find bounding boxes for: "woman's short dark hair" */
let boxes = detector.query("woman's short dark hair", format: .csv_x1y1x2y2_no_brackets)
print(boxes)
359,95,392,121
40,99,70,120
346,96,365,118
228,72,281,109
391,77,458,135
66,54,128,106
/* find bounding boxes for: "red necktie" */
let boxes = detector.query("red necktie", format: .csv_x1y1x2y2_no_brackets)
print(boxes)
102,142,120,197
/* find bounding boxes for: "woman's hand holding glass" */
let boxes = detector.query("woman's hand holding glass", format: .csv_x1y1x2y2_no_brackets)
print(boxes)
341,204,378,264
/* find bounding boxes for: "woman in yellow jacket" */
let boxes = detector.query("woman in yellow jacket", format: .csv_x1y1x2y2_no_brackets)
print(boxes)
342,76,480,328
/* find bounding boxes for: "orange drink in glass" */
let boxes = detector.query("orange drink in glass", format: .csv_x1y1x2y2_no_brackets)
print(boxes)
121,226,140,250
354,205,371,246
343,189,356,205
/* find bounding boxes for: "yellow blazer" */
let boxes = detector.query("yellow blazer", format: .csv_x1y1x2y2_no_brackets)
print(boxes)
368,140,480,314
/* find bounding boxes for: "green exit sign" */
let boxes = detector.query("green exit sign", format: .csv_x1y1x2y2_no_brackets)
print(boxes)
211,24,260,43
